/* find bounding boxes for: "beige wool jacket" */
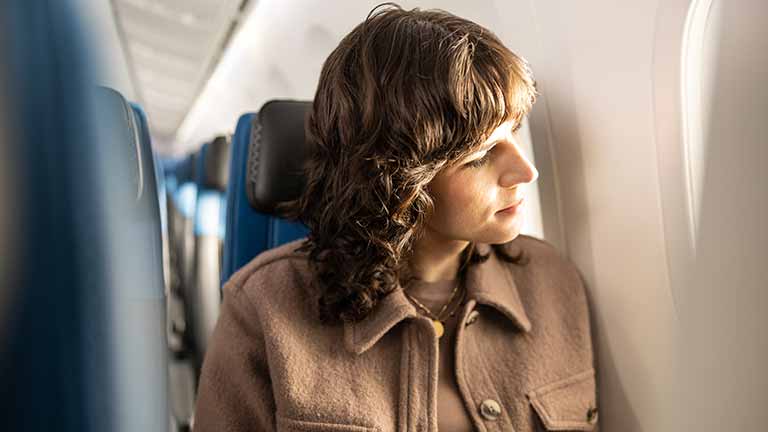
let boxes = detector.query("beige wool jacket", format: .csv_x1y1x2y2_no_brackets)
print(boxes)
193,235,600,432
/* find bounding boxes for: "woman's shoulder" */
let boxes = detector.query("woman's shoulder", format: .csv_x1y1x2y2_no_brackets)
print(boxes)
497,233,564,263
222,237,317,309
499,234,582,278
497,234,589,307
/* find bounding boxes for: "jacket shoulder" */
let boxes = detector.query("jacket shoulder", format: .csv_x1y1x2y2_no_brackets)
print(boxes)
499,234,588,303
503,233,563,261
503,234,581,276
223,237,312,298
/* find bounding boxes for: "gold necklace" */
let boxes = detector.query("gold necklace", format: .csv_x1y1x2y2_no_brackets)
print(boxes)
403,279,466,338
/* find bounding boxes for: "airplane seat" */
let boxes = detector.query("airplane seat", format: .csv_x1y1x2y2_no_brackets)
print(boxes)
189,135,231,373
153,155,198,431
166,154,197,294
0,2,170,430
221,101,311,285
158,156,190,355
131,104,171,294
171,154,198,337
92,87,170,430
131,104,196,432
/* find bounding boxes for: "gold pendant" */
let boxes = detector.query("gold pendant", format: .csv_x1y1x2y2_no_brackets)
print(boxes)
432,320,444,338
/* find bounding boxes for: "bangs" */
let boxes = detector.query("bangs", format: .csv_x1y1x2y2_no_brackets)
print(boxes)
448,39,538,158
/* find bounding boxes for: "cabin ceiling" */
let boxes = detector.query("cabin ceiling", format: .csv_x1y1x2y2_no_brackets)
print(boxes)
111,0,250,149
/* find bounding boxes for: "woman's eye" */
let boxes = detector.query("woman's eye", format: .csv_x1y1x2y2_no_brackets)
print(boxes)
466,151,491,168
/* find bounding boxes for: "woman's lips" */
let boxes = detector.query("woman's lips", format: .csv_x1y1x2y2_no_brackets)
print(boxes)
497,197,524,213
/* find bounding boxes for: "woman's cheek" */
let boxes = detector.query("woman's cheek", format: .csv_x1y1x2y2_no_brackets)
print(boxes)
432,170,493,232
454,181,491,224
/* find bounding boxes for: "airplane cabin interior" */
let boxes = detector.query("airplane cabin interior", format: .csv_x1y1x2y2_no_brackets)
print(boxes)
0,0,766,431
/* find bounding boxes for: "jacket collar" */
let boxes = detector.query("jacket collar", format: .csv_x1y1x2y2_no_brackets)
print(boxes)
343,243,532,355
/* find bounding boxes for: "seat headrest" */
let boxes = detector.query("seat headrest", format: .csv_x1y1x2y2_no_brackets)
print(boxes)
202,135,230,191
95,87,157,206
245,100,312,215
164,153,197,185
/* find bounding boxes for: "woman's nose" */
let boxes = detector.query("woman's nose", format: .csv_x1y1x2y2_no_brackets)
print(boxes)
499,146,538,188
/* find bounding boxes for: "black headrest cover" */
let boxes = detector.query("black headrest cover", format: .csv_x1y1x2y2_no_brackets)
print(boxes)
203,135,230,191
246,100,311,215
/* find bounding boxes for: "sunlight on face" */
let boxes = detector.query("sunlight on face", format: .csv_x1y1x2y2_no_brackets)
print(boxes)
425,120,539,244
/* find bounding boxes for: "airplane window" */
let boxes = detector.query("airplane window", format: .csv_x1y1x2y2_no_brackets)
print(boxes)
676,0,768,429
681,0,716,251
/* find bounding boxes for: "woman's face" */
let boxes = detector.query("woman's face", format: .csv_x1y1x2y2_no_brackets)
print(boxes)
425,119,538,244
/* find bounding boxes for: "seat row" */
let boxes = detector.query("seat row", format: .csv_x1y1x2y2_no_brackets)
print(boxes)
159,102,313,430
0,2,311,430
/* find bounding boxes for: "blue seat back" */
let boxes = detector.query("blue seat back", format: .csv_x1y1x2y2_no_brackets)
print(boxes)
132,103,171,292
1,2,169,431
221,113,308,284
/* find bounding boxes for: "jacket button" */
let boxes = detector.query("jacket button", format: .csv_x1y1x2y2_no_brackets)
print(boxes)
587,406,598,423
478,399,502,420
465,310,480,326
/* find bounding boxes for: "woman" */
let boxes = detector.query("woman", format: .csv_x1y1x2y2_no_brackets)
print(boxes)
194,3,599,432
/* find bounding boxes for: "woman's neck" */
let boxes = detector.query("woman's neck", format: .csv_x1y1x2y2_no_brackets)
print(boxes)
408,226,469,283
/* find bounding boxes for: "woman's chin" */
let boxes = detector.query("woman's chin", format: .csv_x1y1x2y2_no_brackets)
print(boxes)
492,214,525,242
498,229,523,244
474,224,523,245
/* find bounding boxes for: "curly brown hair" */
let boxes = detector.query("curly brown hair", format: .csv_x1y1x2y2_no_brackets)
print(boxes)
279,3,538,325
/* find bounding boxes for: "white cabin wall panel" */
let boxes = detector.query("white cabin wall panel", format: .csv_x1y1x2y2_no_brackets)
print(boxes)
678,0,768,428
516,1,678,431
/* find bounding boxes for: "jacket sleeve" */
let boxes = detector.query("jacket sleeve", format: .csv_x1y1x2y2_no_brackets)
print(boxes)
193,284,276,431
